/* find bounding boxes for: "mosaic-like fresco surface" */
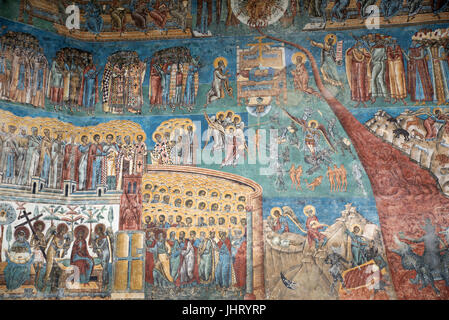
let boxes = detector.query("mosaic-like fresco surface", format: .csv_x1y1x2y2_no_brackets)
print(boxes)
0,0,448,300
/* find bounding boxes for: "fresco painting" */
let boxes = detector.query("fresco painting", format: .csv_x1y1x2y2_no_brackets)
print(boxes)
0,0,448,300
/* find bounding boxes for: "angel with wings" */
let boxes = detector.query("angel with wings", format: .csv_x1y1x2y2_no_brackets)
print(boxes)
281,108,335,159
204,111,226,154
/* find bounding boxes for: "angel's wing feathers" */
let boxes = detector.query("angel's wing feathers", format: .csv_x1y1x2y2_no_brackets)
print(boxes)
281,108,306,128
317,123,336,152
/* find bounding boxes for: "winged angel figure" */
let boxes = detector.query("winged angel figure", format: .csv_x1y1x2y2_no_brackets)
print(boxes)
281,107,335,158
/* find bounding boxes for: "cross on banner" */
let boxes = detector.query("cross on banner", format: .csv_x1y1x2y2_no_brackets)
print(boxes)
16,210,46,260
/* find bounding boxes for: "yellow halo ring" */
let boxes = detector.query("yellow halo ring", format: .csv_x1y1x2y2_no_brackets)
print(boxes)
209,202,220,212
237,195,247,202
351,223,363,234
223,192,234,200
236,202,246,212
173,197,183,207
232,114,242,124
143,183,153,191
291,52,307,64
152,131,164,142
224,110,235,118
184,188,194,197
270,207,282,218
151,192,162,202
213,57,228,69
184,198,196,209
433,107,443,115
177,228,187,238
226,125,236,133
324,34,337,45
303,205,316,217
308,120,319,128
197,188,208,197
216,111,225,119
209,189,221,199
135,131,146,143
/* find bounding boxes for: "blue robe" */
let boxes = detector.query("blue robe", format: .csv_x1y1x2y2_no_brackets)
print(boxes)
4,240,34,290
169,239,181,281
84,2,104,34
83,68,97,109
162,65,172,105
345,230,369,267
184,65,197,105
381,0,402,19
215,239,232,288
17,63,26,91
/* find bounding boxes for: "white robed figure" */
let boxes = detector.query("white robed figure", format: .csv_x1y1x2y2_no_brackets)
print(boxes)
179,238,195,284
221,126,237,167
77,136,90,190
205,57,232,106
204,113,225,154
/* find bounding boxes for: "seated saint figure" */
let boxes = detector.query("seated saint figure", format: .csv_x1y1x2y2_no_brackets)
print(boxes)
4,227,34,290
70,226,94,285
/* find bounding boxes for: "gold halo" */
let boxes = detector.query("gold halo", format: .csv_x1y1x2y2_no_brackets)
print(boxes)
184,188,194,197
158,186,168,194
209,189,221,199
152,131,164,142
223,192,234,200
351,223,362,234
144,183,153,191
236,202,246,211
213,57,228,69
291,52,307,64
177,228,187,238
39,126,52,137
216,111,225,119
173,197,183,207
197,188,208,197
224,110,235,118
222,202,233,213
232,115,242,124
166,228,176,237
209,202,220,212
324,34,337,45
308,120,319,128
90,132,104,142
303,205,316,217
226,125,236,133
270,207,282,218
433,107,443,115
135,131,146,142
184,198,196,209
217,216,228,226
197,201,208,211
151,192,161,202
237,195,247,202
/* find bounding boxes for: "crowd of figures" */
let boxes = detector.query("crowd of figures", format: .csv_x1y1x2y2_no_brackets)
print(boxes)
55,0,192,35
4,222,113,293
0,124,147,192
302,0,449,25
144,225,247,291
102,51,146,114
48,48,99,115
149,47,200,112
140,174,250,292
345,29,449,107
204,110,246,167
0,32,48,109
